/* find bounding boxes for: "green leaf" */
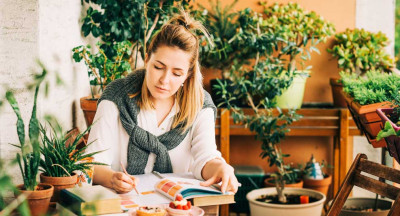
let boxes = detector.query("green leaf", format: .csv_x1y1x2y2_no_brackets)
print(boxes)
5,91,25,146
377,121,396,141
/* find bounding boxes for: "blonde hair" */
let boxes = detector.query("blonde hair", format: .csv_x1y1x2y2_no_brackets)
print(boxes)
139,10,211,132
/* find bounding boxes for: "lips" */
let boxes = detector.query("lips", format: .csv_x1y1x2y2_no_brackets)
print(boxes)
156,86,169,92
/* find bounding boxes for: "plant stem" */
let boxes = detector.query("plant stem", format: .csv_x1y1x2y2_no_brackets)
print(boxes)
145,0,164,44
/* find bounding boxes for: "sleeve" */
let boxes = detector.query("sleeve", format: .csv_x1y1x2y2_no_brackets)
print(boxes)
190,108,225,180
85,100,120,166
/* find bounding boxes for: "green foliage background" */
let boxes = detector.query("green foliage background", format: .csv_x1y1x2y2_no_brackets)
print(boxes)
396,0,400,69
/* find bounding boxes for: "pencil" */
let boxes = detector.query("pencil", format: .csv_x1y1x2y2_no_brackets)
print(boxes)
120,162,140,196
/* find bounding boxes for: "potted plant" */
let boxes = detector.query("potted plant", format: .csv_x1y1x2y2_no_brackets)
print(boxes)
376,91,400,164
39,119,106,202
302,155,332,196
0,160,30,216
196,0,244,106
5,69,54,216
327,29,395,107
72,41,132,126
216,7,326,216
261,2,335,109
340,70,400,148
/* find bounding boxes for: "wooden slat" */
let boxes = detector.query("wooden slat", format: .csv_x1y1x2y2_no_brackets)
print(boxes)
358,158,400,184
333,137,340,198
236,108,340,116
339,109,350,185
353,172,400,200
327,154,366,216
388,195,400,216
220,109,230,163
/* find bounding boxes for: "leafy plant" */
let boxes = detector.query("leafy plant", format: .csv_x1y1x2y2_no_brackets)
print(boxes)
6,69,47,191
72,41,132,97
395,1,400,69
328,29,395,75
197,0,241,79
215,7,304,203
0,160,30,216
261,2,335,72
340,70,400,105
80,0,191,60
376,91,400,141
39,119,106,177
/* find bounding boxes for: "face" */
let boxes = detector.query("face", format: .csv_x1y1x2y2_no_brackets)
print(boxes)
145,45,191,102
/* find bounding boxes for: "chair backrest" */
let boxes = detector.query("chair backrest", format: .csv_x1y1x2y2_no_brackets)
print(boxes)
65,128,87,150
327,153,400,216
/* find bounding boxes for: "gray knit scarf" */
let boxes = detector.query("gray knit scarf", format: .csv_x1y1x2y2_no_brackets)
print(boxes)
98,69,216,175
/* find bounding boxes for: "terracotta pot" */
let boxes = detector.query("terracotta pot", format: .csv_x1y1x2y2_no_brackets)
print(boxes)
80,95,99,127
303,175,332,196
264,178,303,188
341,91,390,148
40,173,77,202
329,78,347,108
16,183,54,216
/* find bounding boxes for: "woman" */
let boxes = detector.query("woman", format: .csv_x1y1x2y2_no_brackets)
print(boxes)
86,11,239,194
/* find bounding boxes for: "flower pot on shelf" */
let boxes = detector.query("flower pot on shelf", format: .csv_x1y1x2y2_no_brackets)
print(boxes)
275,74,309,109
16,183,54,216
341,91,390,148
329,78,347,108
303,174,332,196
264,178,303,188
80,95,99,127
246,187,326,216
377,108,400,164
40,173,77,203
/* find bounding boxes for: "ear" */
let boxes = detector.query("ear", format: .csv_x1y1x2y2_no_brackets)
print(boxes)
144,53,149,64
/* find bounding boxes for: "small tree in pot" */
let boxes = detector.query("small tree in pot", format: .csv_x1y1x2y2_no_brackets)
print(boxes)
72,41,132,126
216,7,302,204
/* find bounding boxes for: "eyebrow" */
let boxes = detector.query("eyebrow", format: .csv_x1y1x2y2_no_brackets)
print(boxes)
155,60,184,71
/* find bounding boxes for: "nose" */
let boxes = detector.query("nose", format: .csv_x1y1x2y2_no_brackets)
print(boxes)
159,70,171,84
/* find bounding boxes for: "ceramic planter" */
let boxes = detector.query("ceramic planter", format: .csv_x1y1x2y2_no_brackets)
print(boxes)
329,78,347,108
80,95,99,127
264,178,303,188
40,173,77,202
16,183,54,216
328,197,392,216
376,108,400,163
341,92,390,148
275,74,309,109
303,174,332,196
246,187,326,216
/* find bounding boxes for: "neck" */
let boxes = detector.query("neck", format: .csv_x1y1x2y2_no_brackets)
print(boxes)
151,96,175,110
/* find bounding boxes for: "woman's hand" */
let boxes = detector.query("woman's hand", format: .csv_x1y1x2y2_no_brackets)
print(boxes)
200,159,239,193
110,172,139,194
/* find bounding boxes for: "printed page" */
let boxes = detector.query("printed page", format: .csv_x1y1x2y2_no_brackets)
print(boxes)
155,177,223,200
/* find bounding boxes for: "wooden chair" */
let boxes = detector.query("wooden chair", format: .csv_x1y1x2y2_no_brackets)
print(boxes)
327,153,400,216
65,127,87,150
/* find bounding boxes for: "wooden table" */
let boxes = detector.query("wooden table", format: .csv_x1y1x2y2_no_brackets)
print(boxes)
215,108,362,216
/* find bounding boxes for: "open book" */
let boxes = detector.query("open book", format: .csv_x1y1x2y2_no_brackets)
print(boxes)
126,173,234,207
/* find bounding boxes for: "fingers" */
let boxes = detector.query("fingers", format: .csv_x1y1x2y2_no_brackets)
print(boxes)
130,175,139,187
200,175,218,187
226,176,239,193
112,172,135,193
220,174,229,193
